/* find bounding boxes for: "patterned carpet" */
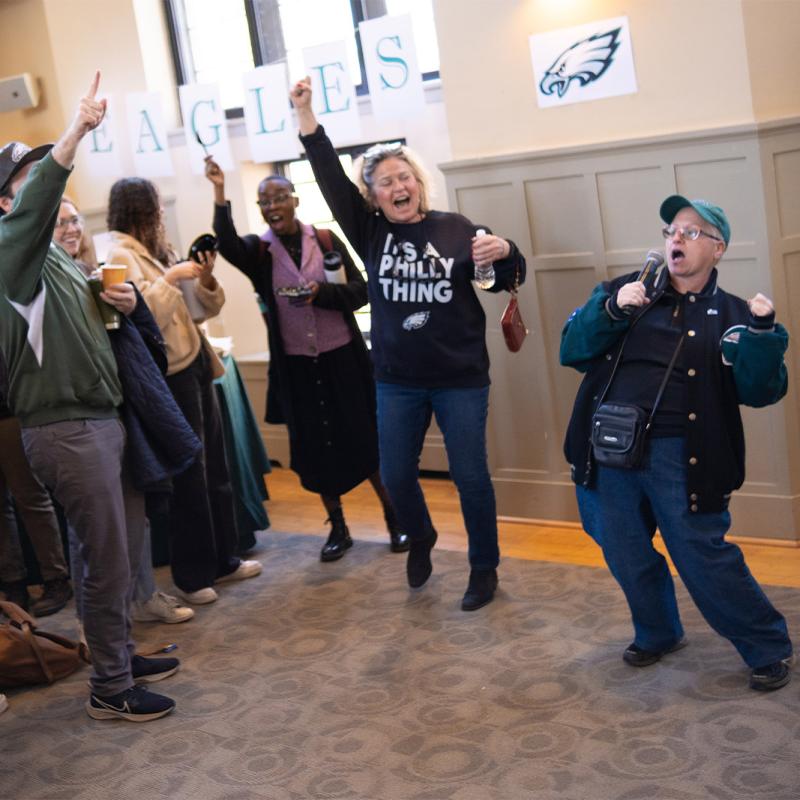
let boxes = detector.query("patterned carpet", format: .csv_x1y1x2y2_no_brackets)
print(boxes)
2,531,798,800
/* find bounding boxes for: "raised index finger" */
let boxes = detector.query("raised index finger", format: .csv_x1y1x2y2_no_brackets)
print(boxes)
87,70,101,99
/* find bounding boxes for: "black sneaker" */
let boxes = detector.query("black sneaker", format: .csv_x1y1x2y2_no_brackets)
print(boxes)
406,529,437,588
86,685,175,722
131,654,180,683
30,577,73,617
623,637,687,667
750,657,792,692
461,568,498,611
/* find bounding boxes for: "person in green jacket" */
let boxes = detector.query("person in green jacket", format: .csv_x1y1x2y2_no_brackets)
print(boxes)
0,72,178,722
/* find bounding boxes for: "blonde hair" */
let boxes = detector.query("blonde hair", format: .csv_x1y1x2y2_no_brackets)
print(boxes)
354,142,433,215
60,195,99,271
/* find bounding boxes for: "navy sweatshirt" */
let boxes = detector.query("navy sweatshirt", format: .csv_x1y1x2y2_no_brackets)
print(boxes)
300,125,526,388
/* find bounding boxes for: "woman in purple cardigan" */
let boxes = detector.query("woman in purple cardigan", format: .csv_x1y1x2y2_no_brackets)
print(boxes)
205,158,408,562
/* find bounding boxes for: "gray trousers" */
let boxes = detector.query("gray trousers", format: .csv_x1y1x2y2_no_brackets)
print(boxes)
0,416,68,584
22,418,140,696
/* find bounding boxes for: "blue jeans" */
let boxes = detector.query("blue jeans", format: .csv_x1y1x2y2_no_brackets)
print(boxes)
577,437,792,668
376,382,498,570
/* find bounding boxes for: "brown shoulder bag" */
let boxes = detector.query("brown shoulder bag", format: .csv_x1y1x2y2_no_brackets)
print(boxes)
0,600,89,687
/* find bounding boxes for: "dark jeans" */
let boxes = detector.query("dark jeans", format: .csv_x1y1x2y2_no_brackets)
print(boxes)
577,436,792,668
376,382,499,570
0,416,68,584
165,350,239,592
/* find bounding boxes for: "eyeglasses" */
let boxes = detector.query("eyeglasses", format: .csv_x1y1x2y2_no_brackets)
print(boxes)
662,224,722,242
256,193,293,209
55,214,84,229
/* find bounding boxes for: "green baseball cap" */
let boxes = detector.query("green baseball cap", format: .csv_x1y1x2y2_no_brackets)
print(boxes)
659,195,730,246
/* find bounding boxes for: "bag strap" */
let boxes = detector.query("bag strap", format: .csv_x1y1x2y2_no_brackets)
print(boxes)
0,599,36,626
314,226,333,254
596,325,685,432
21,622,56,684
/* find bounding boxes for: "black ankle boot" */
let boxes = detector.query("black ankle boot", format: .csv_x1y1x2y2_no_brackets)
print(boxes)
406,528,437,588
384,508,410,553
320,507,353,562
461,568,498,611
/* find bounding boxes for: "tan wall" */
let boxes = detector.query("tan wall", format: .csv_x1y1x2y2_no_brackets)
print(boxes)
742,0,800,122
0,0,64,144
434,0,799,159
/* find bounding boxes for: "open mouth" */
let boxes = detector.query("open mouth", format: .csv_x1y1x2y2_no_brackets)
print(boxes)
393,196,411,210
268,213,284,225
670,247,685,265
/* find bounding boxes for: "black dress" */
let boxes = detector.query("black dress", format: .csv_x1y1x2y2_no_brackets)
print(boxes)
213,204,378,496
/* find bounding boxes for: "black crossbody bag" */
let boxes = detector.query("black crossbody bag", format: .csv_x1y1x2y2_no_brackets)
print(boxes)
591,330,684,470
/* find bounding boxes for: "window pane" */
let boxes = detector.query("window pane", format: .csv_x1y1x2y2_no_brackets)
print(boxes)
181,0,254,108
385,0,439,74
276,0,360,85
286,155,371,334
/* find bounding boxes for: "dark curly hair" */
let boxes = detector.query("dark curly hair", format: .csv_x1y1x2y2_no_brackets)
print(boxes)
106,177,172,265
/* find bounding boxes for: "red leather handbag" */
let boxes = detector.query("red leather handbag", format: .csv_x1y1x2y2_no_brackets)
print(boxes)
500,268,527,352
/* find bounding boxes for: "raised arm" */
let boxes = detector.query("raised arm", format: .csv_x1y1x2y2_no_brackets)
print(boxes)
290,77,370,254
0,71,107,302
206,156,266,278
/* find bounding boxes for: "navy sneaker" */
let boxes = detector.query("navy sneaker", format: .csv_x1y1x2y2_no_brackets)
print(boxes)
750,657,792,692
86,685,175,722
623,637,688,667
131,654,180,683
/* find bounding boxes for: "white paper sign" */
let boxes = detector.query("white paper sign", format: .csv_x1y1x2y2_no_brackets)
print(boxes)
82,92,126,178
302,41,361,142
125,92,174,177
178,83,234,174
359,14,425,120
242,65,298,163
529,16,638,108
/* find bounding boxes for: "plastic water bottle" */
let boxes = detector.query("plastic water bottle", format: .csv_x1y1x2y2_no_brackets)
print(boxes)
473,229,495,290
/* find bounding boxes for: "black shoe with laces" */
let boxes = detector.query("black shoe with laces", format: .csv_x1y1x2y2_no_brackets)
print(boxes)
461,568,498,611
86,685,175,722
750,657,792,692
320,507,353,562
30,577,73,617
406,529,437,588
131,654,180,684
623,637,688,667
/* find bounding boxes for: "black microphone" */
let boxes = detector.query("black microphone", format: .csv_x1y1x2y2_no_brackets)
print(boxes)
618,250,665,315
636,249,665,286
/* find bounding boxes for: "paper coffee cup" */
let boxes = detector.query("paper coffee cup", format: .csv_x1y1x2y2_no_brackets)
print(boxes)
101,264,127,289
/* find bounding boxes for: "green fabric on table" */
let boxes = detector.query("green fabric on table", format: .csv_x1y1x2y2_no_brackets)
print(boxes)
215,355,271,552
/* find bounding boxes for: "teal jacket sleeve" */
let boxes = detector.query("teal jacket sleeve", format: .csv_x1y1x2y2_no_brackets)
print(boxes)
559,282,631,372
0,153,70,303
721,323,789,407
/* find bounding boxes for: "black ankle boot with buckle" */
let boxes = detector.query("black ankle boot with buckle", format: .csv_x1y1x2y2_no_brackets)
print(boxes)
384,508,410,553
320,507,353,562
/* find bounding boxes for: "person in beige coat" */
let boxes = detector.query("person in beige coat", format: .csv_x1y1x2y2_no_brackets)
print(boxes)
106,177,261,605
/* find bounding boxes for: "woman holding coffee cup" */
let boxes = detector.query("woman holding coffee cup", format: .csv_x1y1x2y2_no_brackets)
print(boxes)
105,177,262,605
204,158,409,562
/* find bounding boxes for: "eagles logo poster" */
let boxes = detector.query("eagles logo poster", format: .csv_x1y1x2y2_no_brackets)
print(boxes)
529,16,638,108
